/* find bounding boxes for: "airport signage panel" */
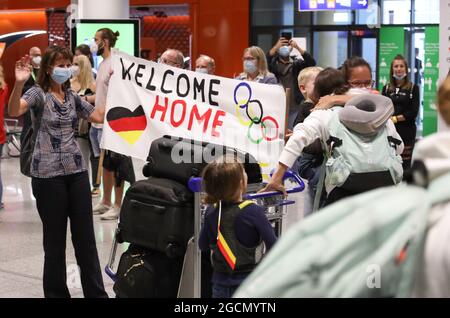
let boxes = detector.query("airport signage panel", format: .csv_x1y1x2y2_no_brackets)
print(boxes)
298,0,368,11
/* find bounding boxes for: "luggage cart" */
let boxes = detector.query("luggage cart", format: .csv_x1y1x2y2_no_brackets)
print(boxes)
105,170,305,297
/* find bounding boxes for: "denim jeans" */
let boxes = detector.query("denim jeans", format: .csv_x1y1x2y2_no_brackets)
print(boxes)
89,126,103,158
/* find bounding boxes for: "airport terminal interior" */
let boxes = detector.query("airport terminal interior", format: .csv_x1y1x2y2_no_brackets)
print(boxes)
0,0,449,299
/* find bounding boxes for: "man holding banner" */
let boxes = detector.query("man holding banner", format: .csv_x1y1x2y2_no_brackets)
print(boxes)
88,28,135,221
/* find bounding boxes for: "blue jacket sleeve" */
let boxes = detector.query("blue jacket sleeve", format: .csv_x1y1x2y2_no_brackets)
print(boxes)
245,204,278,250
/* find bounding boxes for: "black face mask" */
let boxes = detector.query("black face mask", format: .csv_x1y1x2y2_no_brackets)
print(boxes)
97,42,105,56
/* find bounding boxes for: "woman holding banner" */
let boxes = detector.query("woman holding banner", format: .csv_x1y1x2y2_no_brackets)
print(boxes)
8,46,108,298
236,46,278,85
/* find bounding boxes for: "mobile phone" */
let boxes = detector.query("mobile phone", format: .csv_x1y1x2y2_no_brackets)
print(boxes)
281,32,292,41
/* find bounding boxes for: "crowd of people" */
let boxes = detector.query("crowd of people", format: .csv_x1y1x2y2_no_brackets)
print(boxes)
0,31,442,298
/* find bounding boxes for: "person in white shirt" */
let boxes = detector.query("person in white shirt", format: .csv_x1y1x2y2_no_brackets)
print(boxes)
87,28,135,221
262,67,403,205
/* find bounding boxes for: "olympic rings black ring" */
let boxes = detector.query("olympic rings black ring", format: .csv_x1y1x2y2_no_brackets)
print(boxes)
246,99,263,124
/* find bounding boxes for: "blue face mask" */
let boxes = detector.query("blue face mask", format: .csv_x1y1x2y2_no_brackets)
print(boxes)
244,60,257,74
278,46,290,58
51,67,72,84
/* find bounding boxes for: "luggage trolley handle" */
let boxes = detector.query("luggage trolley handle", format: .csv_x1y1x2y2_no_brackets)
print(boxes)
243,169,305,200
187,169,305,195
105,226,121,282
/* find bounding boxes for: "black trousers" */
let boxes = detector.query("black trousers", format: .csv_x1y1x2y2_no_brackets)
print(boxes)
32,171,108,298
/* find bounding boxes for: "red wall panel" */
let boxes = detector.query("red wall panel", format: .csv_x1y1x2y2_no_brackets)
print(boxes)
0,12,48,94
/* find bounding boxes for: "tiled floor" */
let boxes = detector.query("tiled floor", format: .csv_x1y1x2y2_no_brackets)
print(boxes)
0,156,305,298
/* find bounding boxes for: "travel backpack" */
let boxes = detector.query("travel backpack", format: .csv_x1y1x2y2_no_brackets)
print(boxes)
20,90,45,177
234,133,450,298
323,94,403,195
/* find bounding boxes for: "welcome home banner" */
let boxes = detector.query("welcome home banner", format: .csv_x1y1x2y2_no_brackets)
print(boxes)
103,50,286,177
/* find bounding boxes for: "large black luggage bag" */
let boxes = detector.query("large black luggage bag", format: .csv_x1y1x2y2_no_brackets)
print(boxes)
143,135,263,184
118,177,194,258
113,245,184,298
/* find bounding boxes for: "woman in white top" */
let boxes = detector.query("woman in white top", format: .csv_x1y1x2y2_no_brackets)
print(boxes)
263,68,403,205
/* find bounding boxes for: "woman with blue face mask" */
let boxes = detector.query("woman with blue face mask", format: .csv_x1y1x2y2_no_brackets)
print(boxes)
235,46,278,85
8,46,108,298
382,54,420,172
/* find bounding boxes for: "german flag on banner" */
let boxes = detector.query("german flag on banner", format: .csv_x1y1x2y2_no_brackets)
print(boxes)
217,231,237,270
107,106,147,145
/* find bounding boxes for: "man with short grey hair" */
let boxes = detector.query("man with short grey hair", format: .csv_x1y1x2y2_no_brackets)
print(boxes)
195,54,215,75
160,49,184,68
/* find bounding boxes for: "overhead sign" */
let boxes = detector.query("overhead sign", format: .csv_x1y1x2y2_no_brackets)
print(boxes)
299,0,368,11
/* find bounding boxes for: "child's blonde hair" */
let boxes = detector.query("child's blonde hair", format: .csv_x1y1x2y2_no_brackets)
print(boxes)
298,66,323,86
202,155,245,205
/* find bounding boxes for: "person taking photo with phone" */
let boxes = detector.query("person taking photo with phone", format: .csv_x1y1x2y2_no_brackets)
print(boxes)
267,33,316,130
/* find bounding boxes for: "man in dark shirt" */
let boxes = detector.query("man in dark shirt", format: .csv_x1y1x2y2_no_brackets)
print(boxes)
414,48,423,86
267,37,316,130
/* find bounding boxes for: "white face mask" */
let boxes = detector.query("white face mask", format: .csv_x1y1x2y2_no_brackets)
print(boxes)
32,56,41,68
70,65,80,77
195,67,208,74
348,87,372,95
90,43,98,55
393,74,407,80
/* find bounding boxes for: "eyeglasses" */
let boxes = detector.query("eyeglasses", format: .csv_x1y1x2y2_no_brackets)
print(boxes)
161,58,180,67
243,57,257,61
349,80,375,89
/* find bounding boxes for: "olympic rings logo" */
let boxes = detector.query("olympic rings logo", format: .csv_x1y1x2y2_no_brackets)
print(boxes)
233,82,279,145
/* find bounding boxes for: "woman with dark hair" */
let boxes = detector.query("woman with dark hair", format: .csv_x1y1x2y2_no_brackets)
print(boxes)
263,67,404,205
8,45,108,298
314,56,375,109
382,54,420,172
75,44,94,67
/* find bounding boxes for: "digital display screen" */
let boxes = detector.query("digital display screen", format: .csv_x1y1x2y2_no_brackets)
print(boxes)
71,19,139,69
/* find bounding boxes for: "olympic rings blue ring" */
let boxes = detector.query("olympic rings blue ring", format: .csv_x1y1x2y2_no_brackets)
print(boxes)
233,82,252,109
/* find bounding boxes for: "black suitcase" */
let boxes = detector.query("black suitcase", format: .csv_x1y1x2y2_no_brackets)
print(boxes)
113,245,184,298
118,177,194,258
142,135,263,184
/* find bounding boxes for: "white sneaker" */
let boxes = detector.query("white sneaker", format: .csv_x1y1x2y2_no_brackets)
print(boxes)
100,205,121,220
93,202,112,215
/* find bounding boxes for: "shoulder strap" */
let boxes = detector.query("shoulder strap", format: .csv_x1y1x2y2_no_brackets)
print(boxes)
313,161,326,212
239,200,254,210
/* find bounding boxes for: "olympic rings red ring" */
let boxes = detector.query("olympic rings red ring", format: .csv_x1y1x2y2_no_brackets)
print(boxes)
261,116,279,141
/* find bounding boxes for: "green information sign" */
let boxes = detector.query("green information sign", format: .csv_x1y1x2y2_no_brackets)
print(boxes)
422,26,439,136
378,27,405,92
